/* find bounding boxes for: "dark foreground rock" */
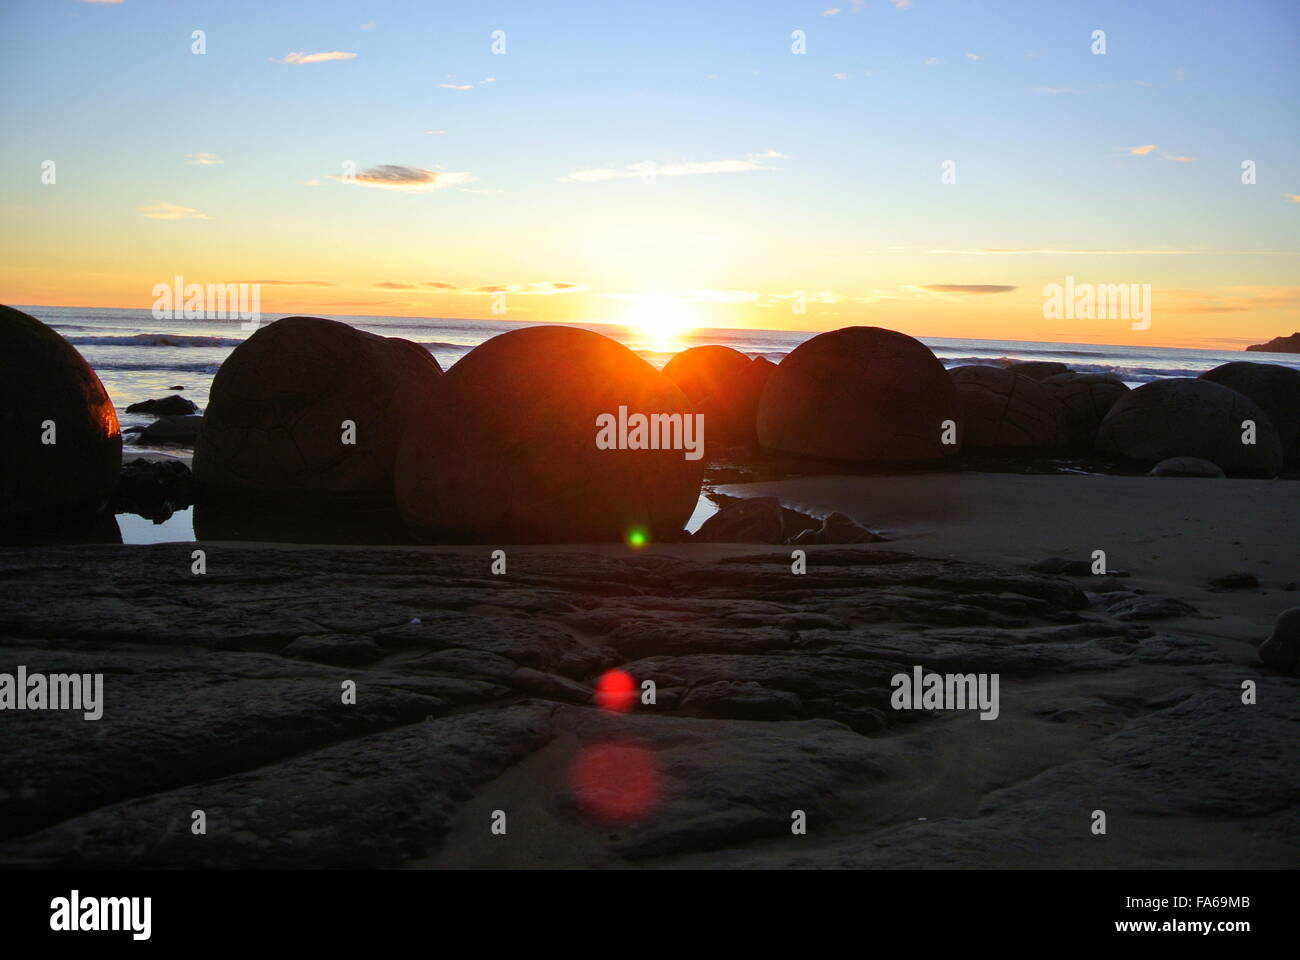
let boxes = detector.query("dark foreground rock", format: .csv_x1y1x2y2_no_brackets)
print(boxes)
110,458,194,522
1150,456,1225,478
1258,607,1300,674
0,305,122,526
125,395,199,416
0,542,1291,868
128,414,203,444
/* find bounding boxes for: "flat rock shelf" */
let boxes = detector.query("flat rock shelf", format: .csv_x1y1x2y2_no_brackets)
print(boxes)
0,543,1294,869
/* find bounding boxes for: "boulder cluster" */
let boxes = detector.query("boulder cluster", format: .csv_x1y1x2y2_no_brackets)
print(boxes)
5,306,1298,540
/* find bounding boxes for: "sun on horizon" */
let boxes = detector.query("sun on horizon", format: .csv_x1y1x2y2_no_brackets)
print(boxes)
621,294,698,352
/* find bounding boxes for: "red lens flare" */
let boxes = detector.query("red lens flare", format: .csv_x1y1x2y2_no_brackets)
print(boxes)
594,669,637,713
570,741,661,823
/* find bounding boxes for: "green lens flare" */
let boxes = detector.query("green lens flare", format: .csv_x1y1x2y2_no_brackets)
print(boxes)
627,528,648,548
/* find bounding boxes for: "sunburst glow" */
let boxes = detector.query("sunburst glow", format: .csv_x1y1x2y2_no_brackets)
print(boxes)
621,295,696,351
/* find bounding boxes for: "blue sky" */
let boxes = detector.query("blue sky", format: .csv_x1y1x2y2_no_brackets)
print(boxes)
1,0,1297,345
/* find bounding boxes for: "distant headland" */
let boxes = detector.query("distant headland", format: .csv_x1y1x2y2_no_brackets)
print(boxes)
1246,333,1300,354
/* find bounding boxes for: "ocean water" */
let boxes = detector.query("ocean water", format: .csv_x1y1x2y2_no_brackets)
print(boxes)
25,304,1300,448
15,304,1300,544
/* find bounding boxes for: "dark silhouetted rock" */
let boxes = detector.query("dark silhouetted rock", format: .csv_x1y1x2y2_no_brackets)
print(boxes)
1150,456,1224,478
661,345,769,443
4,542,1282,868
1042,372,1130,448
949,365,1067,452
1245,333,1300,354
1258,607,1300,673
1200,361,1300,462
111,458,194,522
133,414,202,444
787,511,882,545
1096,378,1283,477
1206,572,1259,591
0,304,121,525
395,325,703,543
1107,596,1197,621
757,326,959,463
193,316,442,499
126,394,199,416
693,496,785,543
1007,360,1070,381
282,634,384,666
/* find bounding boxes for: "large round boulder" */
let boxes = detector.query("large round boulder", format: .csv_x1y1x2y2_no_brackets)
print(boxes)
1096,378,1284,477
1,304,122,526
193,316,442,498
395,325,704,543
756,326,959,462
948,365,1067,452
1042,372,1130,449
661,345,768,443
1150,456,1225,478
1200,361,1300,463
1007,360,1070,381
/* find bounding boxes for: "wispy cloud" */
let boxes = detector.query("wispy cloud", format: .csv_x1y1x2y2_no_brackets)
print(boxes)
924,56,939,65
1162,286,1300,314
889,1,912,9
184,152,222,165
1164,154,1195,162
1036,87,1081,95
832,72,849,80
373,281,585,296
561,151,785,183
1282,194,1300,203
921,284,1017,294
965,53,981,61
138,202,211,220
329,164,476,193
279,51,357,65
439,83,474,90
1127,144,1156,156
929,248,1195,256
251,280,339,286
823,7,841,16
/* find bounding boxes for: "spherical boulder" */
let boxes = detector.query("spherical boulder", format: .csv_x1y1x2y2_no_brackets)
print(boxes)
1150,456,1225,478
661,345,765,443
1258,607,1300,673
1096,378,1283,477
949,365,1068,452
757,326,959,462
1,304,122,525
1200,361,1300,463
395,325,704,543
193,316,442,498
1042,372,1130,449
1007,360,1070,381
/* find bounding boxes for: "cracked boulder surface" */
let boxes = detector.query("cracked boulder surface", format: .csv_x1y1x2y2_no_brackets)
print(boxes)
0,543,1293,868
